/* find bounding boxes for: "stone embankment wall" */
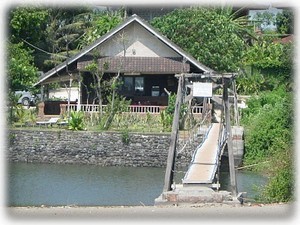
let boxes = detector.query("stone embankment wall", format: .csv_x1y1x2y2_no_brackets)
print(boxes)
7,130,196,168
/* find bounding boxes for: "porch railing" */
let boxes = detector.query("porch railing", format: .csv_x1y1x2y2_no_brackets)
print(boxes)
60,104,204,115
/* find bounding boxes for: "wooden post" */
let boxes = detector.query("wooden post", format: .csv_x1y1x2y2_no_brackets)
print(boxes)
223,78,238,196
67,76,73,117
163,75,184,192
77,74,81,112
232,80,239,126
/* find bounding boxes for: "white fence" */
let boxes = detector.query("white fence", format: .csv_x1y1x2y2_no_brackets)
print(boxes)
61,104,204,115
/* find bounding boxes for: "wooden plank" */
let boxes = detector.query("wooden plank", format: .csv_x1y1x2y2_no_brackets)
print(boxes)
182,123,221,184
183,164,217,183
163,75,184,192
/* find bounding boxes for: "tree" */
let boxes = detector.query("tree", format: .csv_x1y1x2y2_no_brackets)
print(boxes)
276,9,294,34
8,7,50,72
84,50,107,116
8,42,38,91
151,7,255,72
78,10,123,48
43,7,94,69
9,7,49,45
238,32,293,94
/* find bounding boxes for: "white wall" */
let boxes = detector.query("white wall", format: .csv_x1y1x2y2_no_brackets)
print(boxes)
99,22,181,58
49,87,79,101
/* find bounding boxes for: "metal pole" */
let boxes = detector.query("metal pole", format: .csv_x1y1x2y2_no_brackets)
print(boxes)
223,78,238,196
163,75,184,192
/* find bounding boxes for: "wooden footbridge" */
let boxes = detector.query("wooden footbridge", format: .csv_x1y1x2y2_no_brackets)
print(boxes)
182,123,225,186
155,72,243,205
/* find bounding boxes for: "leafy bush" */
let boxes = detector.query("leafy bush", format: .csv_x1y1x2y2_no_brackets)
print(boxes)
260,149,294,203
160,93,188,132
241,86,294,202
68,111,85,131
160,110,173,132
121,127,130,145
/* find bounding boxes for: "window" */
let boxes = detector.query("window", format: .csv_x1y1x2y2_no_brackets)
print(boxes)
122,76,144,96
135,77,144,95
123,77,134,94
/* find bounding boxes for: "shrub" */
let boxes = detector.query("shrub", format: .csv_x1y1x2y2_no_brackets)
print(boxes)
241,86,294,202
121,127,130,145
68,111,85,131
261,153,294,202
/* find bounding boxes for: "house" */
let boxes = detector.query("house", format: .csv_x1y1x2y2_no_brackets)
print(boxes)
34,14,214,115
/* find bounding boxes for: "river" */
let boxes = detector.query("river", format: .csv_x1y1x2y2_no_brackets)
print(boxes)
7,162,267,206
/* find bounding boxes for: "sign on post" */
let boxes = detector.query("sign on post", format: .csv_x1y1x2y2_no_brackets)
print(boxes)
193,82,213,97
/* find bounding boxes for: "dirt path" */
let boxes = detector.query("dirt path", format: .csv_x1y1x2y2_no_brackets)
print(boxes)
4,203,297,223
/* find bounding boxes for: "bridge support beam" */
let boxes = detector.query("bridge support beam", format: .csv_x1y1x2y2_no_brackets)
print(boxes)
163,75,184,192
223,78,238,197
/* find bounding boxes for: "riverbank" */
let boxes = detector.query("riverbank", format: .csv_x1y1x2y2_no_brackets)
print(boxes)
7,129,195,168
6,203,295,221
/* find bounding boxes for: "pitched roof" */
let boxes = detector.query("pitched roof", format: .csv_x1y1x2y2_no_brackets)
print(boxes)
77,56,190,74
34,14,214,86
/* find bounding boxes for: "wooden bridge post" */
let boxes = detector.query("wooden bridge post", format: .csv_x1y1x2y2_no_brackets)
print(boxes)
163,75,184,192
223,78,238,197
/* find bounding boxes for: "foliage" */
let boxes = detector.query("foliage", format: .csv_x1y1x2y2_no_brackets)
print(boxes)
9,7,49,44
160,110,173,132
8,42,38,91
151,6,255,72
8,6,121,71
238,35,293,95
109,112,163,133
14,105,26,126
42,7,94,68
100,94,131,130
9,105,37,127
78,10,123,48
260,149,294,203
236,71,266,95
160,93,189,131
275,9,294,34
68,111,85,131
121,127,130,145
9,7,50,71
242,36,293,71
241,86,293,202
236,67,291,95
160,93,176,132
84,53,106,117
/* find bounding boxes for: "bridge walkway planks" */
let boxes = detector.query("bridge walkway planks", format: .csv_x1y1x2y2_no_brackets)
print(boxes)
182,123,222,184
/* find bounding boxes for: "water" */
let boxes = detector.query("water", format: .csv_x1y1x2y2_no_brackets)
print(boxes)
220,171,268,200
7,163,267,206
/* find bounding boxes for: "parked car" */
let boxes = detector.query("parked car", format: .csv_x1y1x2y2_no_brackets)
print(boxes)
14,90,39,107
